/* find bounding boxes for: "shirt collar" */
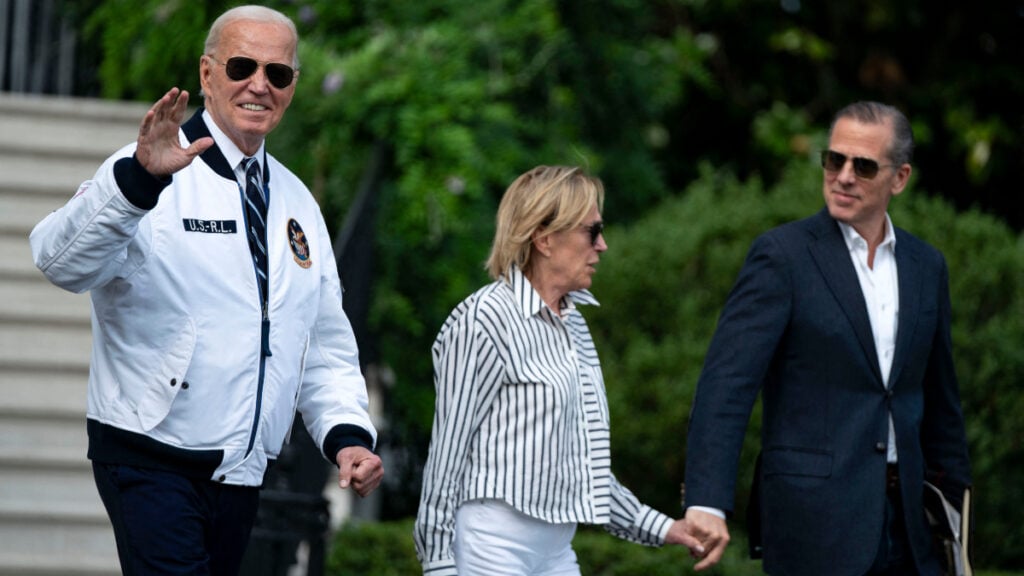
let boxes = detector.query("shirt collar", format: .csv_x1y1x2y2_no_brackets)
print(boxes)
837,213,897,253
506,264,599,320
201,109,265,170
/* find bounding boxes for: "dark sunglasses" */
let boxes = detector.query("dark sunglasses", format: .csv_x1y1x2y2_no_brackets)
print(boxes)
208,55,296,90
820,149,895,180
583,222,604,246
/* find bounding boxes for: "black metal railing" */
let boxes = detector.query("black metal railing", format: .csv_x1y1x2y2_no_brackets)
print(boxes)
1,0,83,95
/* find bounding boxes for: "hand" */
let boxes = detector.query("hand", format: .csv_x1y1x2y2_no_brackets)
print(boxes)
684,508,730,571
664,518,706,557
135,87,213,177
335,446,384,497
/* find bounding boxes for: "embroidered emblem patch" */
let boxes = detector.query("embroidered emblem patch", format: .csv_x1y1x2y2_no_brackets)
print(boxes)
287,218,312,268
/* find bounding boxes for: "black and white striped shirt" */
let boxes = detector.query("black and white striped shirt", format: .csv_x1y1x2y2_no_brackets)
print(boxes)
414,265,672,575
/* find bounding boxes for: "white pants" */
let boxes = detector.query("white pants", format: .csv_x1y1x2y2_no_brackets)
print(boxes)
454,499,580,576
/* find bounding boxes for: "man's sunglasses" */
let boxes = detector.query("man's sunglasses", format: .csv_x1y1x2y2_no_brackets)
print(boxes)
583,222,604,246
207,55,296,90
820,149,895,180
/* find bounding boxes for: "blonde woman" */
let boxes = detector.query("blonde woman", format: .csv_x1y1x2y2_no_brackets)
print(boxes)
414,165,702,575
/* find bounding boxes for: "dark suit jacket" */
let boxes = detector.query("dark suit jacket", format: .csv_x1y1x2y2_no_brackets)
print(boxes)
684,208,971,576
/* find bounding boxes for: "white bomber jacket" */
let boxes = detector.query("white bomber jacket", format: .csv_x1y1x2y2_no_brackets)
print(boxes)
29,109,376,486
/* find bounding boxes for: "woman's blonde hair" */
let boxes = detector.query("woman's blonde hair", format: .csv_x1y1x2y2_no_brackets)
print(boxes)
485,165,605,280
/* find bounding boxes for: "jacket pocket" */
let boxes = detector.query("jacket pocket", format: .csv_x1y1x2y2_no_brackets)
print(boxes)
283,333,311,445
137,318,197,431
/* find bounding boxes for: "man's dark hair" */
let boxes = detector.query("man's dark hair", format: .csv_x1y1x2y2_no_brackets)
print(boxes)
830,101,914,165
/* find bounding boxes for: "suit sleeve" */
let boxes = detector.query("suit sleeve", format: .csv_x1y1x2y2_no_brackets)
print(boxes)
684,232,793,514
920,256,972,504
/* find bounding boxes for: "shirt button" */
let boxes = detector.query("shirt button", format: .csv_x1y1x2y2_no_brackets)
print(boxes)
874,442,887,453
182,381,190,390
217,475,227,482
170,378,177,387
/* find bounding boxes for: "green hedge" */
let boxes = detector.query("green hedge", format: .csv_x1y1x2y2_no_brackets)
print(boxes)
326,158,1023,574
327,519,1021,575
586,158,1024,570
327,519,763,575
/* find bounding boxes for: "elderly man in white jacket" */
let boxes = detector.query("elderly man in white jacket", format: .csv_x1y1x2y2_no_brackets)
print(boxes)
29,5,382,575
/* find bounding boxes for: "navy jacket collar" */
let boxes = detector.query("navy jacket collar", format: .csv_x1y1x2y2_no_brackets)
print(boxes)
181,107,270,185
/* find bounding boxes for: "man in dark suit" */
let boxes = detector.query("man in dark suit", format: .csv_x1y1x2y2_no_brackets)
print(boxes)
682,101,971,575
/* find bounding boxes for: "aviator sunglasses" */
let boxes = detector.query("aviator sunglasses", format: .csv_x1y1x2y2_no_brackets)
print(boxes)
820,149,896,180
583,222,604,246
207,55,296,89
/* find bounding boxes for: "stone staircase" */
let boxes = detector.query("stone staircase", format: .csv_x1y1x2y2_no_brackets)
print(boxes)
0,92,149,575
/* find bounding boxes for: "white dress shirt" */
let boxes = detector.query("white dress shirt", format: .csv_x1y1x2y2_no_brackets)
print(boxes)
838,216,900,463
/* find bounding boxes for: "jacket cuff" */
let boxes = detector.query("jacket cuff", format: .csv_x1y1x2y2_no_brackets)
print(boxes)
323,424,375,464
114,154,172,210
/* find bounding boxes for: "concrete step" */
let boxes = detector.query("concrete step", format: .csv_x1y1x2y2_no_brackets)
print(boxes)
0,411,88,465
0,513,118,576
0,93,145,160
0,320,91,371
0,277,90,324
0,189,70,236
0,151,97,202
0,367,88,415
0,93,144,576
0,460,100,518
0,232,43,281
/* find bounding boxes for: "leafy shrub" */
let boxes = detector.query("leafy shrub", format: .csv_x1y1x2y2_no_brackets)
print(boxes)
326,519,421,576
587,157,1024,569
327,519,764,575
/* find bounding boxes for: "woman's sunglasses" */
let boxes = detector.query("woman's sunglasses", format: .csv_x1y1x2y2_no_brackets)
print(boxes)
207,55,296,90
820,149,895,180
583,222,604,246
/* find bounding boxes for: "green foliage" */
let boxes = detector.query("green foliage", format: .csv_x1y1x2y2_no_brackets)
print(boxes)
587,155,822,523
889,195,1024,569
326,519,766,575
588,156,1024,568
326,519,421,575
79,0,1024,569
265,1,711,520
328,519,1022,575
83,0,232,100
78,0,708,518
573,525,762,576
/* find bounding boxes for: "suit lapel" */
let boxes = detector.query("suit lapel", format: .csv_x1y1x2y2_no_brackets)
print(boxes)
806,209,884,385
888,229,921,388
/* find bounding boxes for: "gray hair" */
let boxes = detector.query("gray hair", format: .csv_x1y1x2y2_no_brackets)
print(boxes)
204,5,299,68
829,101,914,165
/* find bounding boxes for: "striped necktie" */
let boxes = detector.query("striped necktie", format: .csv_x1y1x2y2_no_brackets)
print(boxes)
242,157,268,306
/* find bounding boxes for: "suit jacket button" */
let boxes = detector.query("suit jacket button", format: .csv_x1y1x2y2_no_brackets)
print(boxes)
874,442,887,453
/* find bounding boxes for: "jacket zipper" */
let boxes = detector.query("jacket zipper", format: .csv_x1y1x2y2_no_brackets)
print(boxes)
240,179,272,457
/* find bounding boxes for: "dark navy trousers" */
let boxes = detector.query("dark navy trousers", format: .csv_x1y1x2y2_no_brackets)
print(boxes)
93,463,261,576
